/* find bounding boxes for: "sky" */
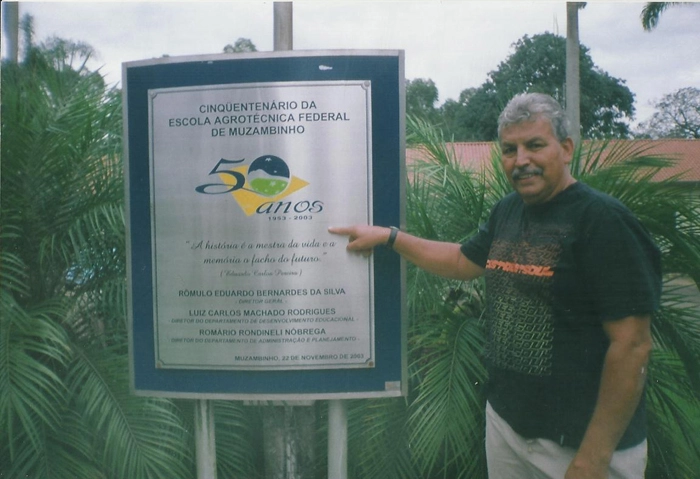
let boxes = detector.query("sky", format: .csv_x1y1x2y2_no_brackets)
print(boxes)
3,1,699,125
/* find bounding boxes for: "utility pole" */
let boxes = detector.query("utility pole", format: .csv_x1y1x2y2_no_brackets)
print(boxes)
264,9,316,479
189,6,298,478
566,2,585,148
274,2,293,51
2,1,20,63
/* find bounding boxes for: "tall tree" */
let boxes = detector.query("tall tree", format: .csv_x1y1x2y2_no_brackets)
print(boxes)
405,78,441,127
223,37,257,53
637,87,700,139
640,2,689,31
440,87,477,141
451,33,635,141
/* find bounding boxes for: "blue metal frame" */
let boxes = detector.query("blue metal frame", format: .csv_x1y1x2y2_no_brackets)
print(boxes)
124,51,406,399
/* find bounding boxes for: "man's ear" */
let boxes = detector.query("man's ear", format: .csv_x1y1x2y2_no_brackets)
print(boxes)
561,137,575,164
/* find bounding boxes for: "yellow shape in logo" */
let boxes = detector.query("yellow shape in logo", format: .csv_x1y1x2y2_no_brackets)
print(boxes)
220,167,309,216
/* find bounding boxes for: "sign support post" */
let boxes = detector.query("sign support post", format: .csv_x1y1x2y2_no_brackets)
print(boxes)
328,400,348,479
266,6,317,479
195,399,217,479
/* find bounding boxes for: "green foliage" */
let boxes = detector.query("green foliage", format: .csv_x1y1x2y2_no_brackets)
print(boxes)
440,88,477,141
637,87,700,139
346,119,495,478
641,2,686,31
3,26,698,478
224,37,258,53
441,33,636,141
407,299,487,478
405,78,442,126
345,117,700,478
347,398,418,479
213,401,261,477
0,36,259,478
395,118,700,478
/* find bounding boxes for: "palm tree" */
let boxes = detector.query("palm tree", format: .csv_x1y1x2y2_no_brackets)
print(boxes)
572,141,700,478
344,117,700,478
343,117,493,479
3,29,698,478
641,2,682,31
0,33,260,478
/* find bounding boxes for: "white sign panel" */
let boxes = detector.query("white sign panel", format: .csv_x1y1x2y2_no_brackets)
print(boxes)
148,81,374,370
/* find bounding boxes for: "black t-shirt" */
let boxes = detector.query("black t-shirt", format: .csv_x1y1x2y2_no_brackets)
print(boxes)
461,182,661,449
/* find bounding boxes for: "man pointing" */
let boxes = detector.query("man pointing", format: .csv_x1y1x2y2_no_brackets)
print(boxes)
330,93,660,479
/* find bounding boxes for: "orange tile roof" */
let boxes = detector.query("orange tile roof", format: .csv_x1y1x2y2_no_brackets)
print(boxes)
581,140,700,182
407,140,700,182
407,142,496,171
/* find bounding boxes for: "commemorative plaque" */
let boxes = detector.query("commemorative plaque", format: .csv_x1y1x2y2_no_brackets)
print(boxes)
149,81,374,370
125,50,405,398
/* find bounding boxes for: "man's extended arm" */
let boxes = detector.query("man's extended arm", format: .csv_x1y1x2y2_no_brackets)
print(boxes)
328,225,484,281
565,314,653,479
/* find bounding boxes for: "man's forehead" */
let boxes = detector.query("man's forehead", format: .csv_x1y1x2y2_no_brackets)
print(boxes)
499,116,556,143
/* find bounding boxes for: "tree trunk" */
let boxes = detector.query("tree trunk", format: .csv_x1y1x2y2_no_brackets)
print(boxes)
263,404,316,479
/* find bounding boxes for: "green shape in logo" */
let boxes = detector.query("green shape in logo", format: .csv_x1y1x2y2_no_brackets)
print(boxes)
247,155,291,197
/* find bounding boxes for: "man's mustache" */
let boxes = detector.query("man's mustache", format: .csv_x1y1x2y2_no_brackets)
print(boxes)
512,167,544,180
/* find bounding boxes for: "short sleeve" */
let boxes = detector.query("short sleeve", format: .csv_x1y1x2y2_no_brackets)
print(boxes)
578,201,662,322
461,202,500,268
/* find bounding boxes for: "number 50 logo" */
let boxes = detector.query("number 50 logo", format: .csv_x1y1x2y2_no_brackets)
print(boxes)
195,158,246,195
195,155,310,215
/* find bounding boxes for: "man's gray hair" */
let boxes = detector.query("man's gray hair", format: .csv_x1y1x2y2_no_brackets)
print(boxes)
497,93,570,142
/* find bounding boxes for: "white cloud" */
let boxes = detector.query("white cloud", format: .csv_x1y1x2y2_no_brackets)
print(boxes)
5,1,699,122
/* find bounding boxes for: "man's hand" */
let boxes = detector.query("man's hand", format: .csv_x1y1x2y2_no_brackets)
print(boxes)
564,456,610,479
329,225,484,281
328,225,391,253
565,314,652,479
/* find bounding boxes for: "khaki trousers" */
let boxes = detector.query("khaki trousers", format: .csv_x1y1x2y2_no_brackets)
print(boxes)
486,402,647,479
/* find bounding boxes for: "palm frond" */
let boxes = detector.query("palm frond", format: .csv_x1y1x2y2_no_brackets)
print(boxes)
0,224,30,298
641,2,681,31
407,303,487,478
213,400,260,478
347,398,419,479
4,409,107,479
0,291,70,458
646,350,700,476
406,117,494,320
66,344,191,479
654,279,700,393
403,119,700,479
573,139,700,476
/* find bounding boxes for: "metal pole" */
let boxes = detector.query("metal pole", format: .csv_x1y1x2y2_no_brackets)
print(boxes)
265,6,321,479
328,400,348,479
2,1,19,63
566,2,583,148
195,399,217,479
273,2,293,51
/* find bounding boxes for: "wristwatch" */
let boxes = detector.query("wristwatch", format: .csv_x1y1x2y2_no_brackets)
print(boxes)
386,226,400,249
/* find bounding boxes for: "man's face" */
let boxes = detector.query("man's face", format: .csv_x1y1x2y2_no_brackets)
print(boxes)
499,116,575,205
